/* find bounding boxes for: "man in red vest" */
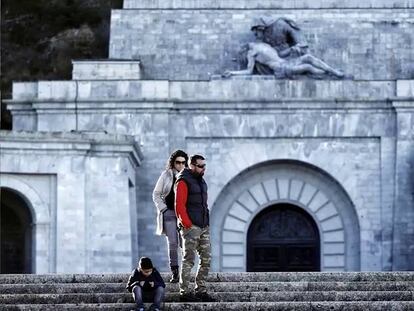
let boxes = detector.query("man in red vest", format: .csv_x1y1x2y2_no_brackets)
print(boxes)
175,154,214,302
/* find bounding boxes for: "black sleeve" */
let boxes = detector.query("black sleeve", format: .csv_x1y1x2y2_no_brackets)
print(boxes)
126,269,139,292
153,269,166,288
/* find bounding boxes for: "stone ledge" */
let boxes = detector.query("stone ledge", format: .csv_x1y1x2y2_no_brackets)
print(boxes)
0,131,143,167
1,291,413,304
397,80,414,97
0,130,137,144
2,281,414,294
72,60,141,80
4,99,401,115
5,301,414,311
1,272,413,284
123,0,414,9
7,80,411,102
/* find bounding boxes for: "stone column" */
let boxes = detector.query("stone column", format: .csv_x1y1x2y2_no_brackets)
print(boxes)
392,80,414,270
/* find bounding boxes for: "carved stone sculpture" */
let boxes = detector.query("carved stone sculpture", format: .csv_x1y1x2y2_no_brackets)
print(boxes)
223,42,344,79
251,17,309,59
224,17,346,79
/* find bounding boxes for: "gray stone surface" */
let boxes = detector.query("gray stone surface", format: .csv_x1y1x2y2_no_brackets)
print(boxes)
2,0,414,275
1,272,413,283
0,272,413,310
124,0,414,9
2,291,414,304
7,80,397,102
0,131,143,273
3,78,414,272
72,60,141,80
4,302,414,311
3,281,414,294
109,9,414,80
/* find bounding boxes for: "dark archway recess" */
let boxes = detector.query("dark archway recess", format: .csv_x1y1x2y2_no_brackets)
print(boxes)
247,203,320,272
0,188,33,274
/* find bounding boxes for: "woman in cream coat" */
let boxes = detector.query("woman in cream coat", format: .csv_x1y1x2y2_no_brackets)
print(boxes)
152,149,188,283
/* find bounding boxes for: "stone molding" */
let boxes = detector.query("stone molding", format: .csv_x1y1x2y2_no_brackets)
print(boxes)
0,131,143,167
6,80,408,103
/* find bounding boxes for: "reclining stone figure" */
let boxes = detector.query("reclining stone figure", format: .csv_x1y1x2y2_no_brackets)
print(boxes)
223,42,344,79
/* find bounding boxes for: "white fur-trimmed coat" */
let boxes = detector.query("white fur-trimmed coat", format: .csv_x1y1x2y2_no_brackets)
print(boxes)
152,169,175,235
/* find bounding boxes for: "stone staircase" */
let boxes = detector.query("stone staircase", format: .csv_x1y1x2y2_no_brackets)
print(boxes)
1,272,414,310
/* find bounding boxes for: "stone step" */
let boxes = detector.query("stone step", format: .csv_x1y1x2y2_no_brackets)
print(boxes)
72,60,141,80
1,291,413,304
1,272,414,284
3,281,414,294
3,301,414,311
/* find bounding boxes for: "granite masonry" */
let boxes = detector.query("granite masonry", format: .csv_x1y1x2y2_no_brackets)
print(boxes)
1,0,414,273
0,131,142,273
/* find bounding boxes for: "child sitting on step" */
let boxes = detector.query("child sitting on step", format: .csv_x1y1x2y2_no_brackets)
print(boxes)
126,257,166,311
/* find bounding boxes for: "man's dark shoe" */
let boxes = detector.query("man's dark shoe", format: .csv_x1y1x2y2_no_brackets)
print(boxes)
179,292,201,302
149,305,160,311
195,292,215,302
169,266,179,283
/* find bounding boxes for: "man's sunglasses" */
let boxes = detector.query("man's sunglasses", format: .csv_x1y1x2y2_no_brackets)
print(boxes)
195,164,206,169
175,160,186,165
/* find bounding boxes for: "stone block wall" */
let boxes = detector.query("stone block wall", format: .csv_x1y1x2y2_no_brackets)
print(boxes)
393,87,414,270
123,0,414,9
3,0,414,274
109,8,414,80
0,131,142,273
7,79,413,271
72,61,141,80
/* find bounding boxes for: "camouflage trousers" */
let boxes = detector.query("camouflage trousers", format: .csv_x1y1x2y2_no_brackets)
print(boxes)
179,225,211,295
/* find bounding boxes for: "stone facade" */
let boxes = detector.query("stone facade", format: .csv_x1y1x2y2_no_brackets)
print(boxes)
1,1,414,273
110,6,414,80
0,131,142,273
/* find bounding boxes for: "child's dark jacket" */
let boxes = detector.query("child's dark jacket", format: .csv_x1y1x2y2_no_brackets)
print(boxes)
126,268,166,292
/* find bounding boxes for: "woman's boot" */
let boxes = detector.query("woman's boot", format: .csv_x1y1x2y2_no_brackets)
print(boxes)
169,266,179,283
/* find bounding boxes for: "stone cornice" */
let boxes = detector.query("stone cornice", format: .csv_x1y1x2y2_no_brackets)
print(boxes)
4,80,412,115
0,131,143,167
392,100,414,111
5,80,412,101
3,98,410,114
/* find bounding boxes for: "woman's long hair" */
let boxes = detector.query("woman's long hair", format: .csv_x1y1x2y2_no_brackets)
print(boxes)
165,149,189,170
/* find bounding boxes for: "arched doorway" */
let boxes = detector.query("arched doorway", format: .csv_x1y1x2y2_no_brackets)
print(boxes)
211,160,360,272
1,187,33,273
247,203,320,272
